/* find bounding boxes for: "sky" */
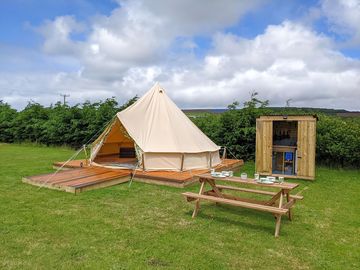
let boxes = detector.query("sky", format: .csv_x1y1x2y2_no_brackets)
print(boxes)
0,0,359,110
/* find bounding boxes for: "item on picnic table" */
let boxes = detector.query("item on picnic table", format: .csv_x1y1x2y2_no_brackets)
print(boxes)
212,172,226,178
258,177,274,184
240,173,247,180
254,173,260,180
278,176,284,183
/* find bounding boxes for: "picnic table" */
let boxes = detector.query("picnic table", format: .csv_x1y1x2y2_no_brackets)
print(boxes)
182,173,303,237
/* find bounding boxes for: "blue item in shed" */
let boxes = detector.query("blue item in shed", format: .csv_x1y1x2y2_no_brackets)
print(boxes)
285,152,293,161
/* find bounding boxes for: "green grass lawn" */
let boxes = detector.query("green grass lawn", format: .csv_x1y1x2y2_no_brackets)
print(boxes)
0,144,359,269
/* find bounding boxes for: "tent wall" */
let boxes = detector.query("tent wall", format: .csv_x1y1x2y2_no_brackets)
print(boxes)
144,153,182,170
90,117,221,171
211,151,221,168
143,150,221,171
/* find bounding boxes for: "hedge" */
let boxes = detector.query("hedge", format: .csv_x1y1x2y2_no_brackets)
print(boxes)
1,98,359,168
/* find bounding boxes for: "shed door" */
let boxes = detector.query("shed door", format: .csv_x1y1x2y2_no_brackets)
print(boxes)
255,119,272,174
297,120,316,179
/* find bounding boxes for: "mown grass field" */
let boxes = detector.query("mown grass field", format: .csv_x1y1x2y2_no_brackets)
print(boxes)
0,144,359,269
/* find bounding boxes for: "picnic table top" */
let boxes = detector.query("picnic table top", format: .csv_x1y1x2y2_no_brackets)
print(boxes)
196,173,299,190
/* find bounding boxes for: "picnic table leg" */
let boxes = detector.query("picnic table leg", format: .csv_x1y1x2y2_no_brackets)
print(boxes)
286,192,293,221
215,187,223,206
265,190,282,206
274,215,282,237
273,190,285,237
207,179,224,206
192,180,206,218
279,191,284,208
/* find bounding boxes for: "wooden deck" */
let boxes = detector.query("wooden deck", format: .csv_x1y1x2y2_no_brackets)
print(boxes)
132,159,243,187
23,167,131,194
24,159,243,193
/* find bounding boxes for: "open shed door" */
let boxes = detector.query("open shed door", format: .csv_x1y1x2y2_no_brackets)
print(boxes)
255,119,273,174
296,120,316,180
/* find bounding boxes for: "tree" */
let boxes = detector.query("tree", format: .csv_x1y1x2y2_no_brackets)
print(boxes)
0,101,17,142
119,95,139,111
10,102,49,143
227,101,240,110
243,91,269,109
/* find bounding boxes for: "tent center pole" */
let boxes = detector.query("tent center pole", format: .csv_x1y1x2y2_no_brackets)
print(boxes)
142,153,145,171
209,152,212,169
180,154,185,171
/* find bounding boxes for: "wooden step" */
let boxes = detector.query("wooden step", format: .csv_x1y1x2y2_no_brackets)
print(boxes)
53,171,129,188
29,167,107,182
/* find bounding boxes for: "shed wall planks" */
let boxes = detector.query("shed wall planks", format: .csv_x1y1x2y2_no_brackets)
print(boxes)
297,120,316,179
256,119,273,174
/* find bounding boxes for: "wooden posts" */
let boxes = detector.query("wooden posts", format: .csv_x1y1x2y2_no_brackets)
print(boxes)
192,180,206,218
274,215,282,237
286,193,293,221
83,145,89,166
222,147,227,160
209,152,212,169
142,153,145,170
180,154,185,171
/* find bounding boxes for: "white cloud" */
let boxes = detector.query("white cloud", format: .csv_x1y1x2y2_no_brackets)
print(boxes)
37,15,85,56
158,22,360,109
1,0,360,111
33,0,263,81
321,0,360,46
130,0,264,35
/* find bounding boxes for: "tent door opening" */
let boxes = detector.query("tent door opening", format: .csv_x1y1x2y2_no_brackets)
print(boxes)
92,119,139,169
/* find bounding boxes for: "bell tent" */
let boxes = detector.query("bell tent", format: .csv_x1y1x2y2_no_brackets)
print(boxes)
90,83,221,171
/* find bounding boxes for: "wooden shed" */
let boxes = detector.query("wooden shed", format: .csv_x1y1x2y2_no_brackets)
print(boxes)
255,115,317,180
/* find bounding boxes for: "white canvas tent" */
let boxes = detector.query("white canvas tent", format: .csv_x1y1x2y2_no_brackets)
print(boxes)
90,83,221,171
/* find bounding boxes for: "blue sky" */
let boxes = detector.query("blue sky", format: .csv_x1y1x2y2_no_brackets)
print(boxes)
0,0,115,44
0,0,359,110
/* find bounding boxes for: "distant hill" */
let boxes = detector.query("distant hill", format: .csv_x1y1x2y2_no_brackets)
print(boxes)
183,107,360,117
182,109,227,114
336,112,360,117
267,107,349,115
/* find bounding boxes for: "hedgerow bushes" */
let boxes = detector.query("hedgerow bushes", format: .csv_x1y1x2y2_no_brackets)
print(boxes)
317,115,360,167
0,97,137,147
1,96,359,168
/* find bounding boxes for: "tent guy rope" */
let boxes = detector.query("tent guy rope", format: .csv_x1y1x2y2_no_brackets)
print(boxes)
37,147,84,190
37,116,116,191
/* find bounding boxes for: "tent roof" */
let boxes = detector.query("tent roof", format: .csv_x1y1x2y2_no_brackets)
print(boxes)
117,83,220,153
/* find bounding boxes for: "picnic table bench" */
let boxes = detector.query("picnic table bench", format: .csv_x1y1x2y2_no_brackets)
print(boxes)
182,173,303,237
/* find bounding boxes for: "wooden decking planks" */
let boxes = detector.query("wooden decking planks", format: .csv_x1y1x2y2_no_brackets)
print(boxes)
23,167,131,194
132,159,244,187
29,167,108,183
23,158,244,193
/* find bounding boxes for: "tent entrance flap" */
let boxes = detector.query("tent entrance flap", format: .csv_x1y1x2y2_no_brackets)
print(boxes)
91,118,140,169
